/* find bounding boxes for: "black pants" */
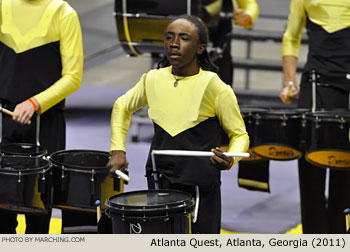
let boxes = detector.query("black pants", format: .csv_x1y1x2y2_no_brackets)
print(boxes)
0,107,65,234
298,78,350,233
147,174,221,234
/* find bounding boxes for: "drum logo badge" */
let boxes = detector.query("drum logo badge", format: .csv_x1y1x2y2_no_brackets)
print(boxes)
130,223,142,234
328,155,350,167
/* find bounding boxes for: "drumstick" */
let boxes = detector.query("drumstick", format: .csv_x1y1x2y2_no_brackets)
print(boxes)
115,170,131,182
0,107,31,125
152,150,250,158
345,208,350,232
95,200,101,222
233,0,239,10
287,81,294,98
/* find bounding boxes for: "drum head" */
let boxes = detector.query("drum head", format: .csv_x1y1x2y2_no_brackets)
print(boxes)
50,150,110,172
0,156,50,175
106,189,194,217
305,150,350,170
1,143,47,157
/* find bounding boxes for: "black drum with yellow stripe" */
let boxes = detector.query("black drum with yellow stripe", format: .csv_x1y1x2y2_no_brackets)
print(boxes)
304,110,350,170
240,106,269,161
114,0,210,55
253,109,306,161
0,156,51,214
106,189,194,234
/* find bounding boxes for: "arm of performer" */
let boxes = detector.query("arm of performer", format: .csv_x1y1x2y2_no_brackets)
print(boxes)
280,56,299,104
13,10,83,124
210,84,249,170
107,74,148,176
234,0,259,29
280,0,306,104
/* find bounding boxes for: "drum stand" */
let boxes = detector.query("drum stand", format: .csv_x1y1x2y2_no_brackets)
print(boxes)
151,150,250,224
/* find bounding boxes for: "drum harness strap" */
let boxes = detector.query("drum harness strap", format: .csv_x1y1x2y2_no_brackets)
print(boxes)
151,150,200,223
310,69,350,111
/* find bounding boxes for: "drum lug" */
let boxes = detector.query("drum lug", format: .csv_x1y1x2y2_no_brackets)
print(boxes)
280,114,288,127
61,165,68,192
164,205,169,221
90,169,96,197
315,116,320,128
255,114,261,125
17,171,22,183
39,170,46,193
301,117,306,128
143,207,146,221
339,118,345,129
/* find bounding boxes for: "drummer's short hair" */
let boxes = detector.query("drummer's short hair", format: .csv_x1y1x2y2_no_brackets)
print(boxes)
157,15,218,73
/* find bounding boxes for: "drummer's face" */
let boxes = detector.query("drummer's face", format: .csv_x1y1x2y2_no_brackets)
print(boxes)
164,19,204,75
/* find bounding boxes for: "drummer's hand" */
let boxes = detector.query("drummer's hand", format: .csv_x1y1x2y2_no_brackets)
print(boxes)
13,99,37,124
280,82,298,104
233,8,251,28
107,150,127,177
210,147,234,170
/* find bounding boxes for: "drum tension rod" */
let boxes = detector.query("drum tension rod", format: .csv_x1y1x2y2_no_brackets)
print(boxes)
18,171,22,183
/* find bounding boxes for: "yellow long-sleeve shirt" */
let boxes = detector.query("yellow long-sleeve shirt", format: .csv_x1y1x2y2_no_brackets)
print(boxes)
0,0,83,113
282,0,350,58
110,66,249,165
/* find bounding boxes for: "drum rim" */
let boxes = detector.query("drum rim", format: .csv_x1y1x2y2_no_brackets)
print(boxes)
257,109,308,119
0,156,51,175
106,189,195,216
304,112,350,121
1,143,47,156
50,149,110,171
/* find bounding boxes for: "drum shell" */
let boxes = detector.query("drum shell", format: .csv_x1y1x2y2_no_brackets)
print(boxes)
50,150,123,212
110,213,191,234
253,110,304,160
114,0,207,55
240,107,269,161
0,156,52,214
304,111,350,169
106,189,194,234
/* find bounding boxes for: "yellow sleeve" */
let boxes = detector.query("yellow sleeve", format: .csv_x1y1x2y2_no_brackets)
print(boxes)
282,0,306,57
215,86,249,164
237,0,259,28
34,10,83,113
110,74,148,152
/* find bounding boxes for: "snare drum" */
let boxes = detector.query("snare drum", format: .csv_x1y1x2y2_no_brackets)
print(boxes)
304,110,350,169
50,150,122,212
253,109,306,160
1,143,47,157
106,189,194,234
0,156,51,214
114,0,208,55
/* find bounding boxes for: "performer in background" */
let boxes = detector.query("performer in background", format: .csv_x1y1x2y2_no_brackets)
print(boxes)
203,0,259,85
280,0,350,233
203,0,268,193
0,0,83,234
107,15,249,233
